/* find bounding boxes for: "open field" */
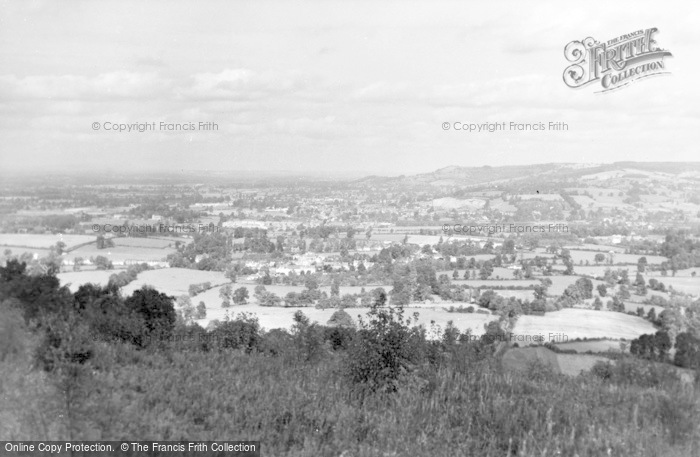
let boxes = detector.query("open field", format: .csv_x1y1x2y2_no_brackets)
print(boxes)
451,279,539,288
557,353,610,376
558,265,614,278
648,276,700,296
369,234,405,243
68,243,175,263
439,267,525,279
555,339,625,353
406,235,444,245
112,237,176,249
520,252,554,260
650,267,700,278
493,289,536,301
464,254,499,261
544,275,608,296
121,268,228,296
57,270,116,291
1,247,52,258
196,302,498,337
502,346,609,376
564,244,626,253
568,251,667,265
622,302,667,315
512,308,656,341
0,233,95,249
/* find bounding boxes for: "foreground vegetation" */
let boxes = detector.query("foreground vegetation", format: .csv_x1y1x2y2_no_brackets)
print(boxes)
1,261,699,456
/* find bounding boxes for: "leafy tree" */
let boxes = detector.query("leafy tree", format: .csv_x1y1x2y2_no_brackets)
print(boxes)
291,311,325,362
637,256,648,273
93,255,113,270
647,307,657,322
563,259,574,275
630,330,671,361
597,284,607,297
259,291,282,307
209,313,260,353
195,301,207,319
344,297,423,396
124,287,176,347
330,278,340,297
328,309,355,328
574,277,594,299
233,287,249,305
533,284,548,300
253,285,266,301
176,295,195,324
479,261,494,280
72,257,84,272
674,332,700,369
593,296,603,310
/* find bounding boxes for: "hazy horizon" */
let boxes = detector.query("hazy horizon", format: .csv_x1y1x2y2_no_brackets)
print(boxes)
2,160,700,184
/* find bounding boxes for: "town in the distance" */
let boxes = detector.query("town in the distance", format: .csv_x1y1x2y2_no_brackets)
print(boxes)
3,160,700,453
2,161,699,375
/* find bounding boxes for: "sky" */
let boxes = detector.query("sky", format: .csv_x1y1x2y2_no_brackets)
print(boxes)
0,0,698,176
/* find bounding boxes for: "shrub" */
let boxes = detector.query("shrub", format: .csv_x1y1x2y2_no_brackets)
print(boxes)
291,311,325,362
323,326,355,351
343,301,425,397
208,313,261,353
327,309,354,328
258,328,295,357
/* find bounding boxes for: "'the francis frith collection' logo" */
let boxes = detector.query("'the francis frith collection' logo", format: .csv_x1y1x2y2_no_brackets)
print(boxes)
563,28,672,93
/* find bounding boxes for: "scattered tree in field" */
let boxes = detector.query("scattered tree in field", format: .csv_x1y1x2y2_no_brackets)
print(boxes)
331,278,340,297
92,255,113,270
647,307,657,322
219,284,233,307
593,296,602,310
630,330,671,362
479,261,494,280
637,256,648,273
597,284,607,297
176,295,195,323
233,287,249,305
188,282,212,297
574,277,594,299
327,309,355,328
195,301,206,319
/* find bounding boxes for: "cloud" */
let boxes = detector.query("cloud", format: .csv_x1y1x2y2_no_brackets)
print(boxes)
183,69,312,102
0,72,171,101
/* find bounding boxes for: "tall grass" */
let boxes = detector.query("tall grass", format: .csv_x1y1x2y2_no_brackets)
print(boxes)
5,343,698,456
2,297,699,456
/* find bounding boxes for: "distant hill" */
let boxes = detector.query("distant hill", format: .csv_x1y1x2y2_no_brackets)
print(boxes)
355,162,700,189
